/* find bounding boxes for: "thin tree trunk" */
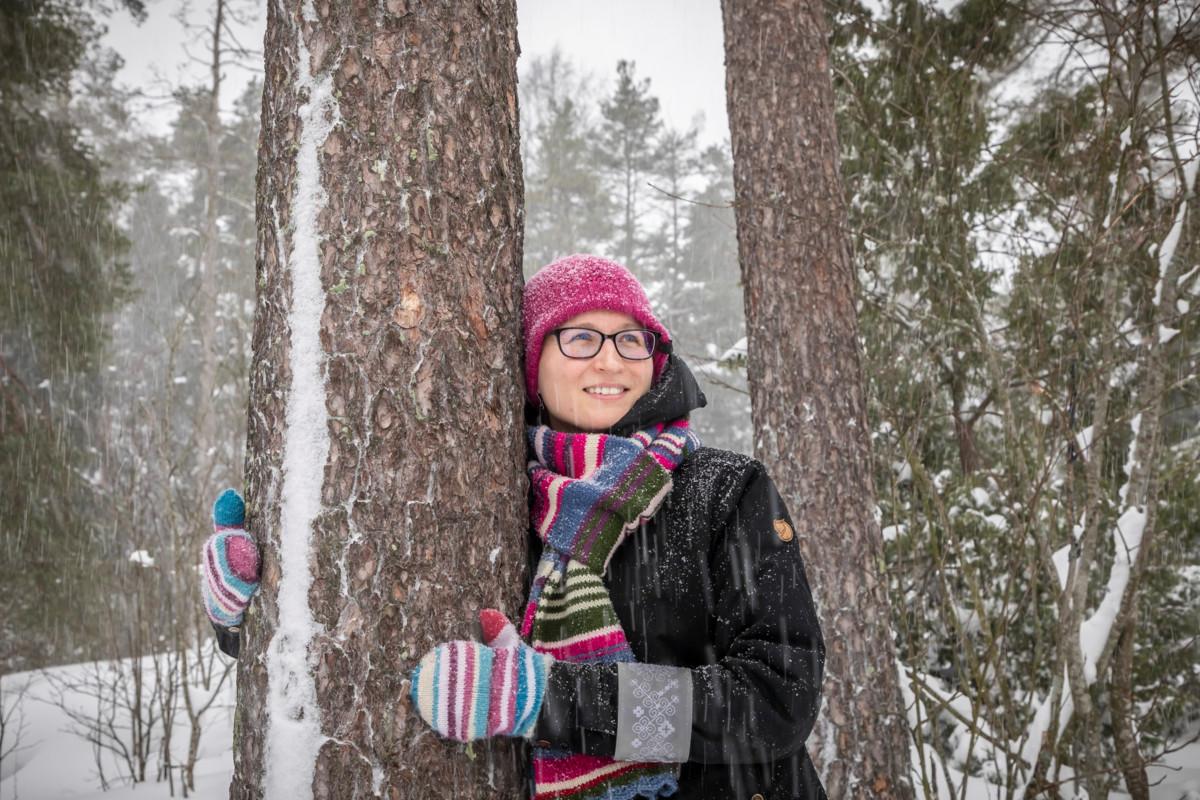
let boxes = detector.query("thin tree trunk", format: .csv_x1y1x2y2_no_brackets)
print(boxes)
1110,623,1148,800
720,2,914,797
196,0,224,485
625,163,635,266
1102,101,1195,800
233,2,527,797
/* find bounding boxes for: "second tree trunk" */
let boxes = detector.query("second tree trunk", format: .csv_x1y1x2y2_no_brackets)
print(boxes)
721,1,915,797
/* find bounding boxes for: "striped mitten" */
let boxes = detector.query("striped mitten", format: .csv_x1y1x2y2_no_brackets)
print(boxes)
201,488,261,627
410,610,554,741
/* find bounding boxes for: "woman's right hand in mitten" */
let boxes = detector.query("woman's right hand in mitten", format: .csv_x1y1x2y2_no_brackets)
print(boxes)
409,610,554,741
201,488,261,628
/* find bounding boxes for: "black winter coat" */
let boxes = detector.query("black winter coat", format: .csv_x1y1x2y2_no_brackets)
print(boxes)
527,356,827,800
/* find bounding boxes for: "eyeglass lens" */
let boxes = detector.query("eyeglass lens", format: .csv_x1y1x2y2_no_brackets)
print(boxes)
557,328,656,359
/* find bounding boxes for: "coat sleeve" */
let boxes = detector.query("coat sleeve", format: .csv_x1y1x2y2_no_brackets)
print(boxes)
533,463,826,765
211,620,241,658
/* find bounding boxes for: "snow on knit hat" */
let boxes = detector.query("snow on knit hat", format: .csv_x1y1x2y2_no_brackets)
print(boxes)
523,254,671,402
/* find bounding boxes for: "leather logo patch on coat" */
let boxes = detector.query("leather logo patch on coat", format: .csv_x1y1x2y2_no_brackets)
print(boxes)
773,519,794,542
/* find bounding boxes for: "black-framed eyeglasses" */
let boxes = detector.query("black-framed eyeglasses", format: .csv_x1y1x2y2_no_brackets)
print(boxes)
549,327,671,360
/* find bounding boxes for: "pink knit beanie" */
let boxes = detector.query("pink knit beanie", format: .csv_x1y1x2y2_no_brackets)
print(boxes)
522,254,671,402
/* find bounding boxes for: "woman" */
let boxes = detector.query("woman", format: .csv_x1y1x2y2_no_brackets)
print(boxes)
203,254,827,800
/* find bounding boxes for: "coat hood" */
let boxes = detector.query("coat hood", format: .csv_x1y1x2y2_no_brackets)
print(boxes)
609,354,707,436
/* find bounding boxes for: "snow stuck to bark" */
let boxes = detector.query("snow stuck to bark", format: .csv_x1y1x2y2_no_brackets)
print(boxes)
1078,504,1146,684
1070,411,1145,685
1073,425,1094,461
1051,544,1071,590
1015,677,1074,793
1178,264,1200,294
264,4,339,798
1153,155,1199,307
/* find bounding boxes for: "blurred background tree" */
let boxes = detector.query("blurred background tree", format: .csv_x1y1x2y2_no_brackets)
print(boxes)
0,0,137,669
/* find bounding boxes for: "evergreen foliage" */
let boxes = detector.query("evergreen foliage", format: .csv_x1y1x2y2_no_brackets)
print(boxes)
830,0,1200,793
0,0,135,669
596,60,666,269
0,0,261,671
524,94,614,271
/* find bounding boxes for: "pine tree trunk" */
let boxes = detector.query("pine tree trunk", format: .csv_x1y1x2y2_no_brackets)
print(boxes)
720,2,914,797
233,2,527,797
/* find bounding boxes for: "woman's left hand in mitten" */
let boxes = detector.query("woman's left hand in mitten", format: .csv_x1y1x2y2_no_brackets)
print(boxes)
409,610,554,741
201,488,261,628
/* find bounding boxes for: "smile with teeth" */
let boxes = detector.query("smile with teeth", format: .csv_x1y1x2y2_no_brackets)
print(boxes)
584,386,626,396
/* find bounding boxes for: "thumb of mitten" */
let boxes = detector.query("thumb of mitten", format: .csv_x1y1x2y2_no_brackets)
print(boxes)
479,609,521,648
212,488,245,530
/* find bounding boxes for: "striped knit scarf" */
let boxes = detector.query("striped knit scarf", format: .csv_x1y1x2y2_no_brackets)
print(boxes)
522,419,700,800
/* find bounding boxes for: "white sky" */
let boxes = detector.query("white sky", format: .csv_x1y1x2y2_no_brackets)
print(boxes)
518,0,730,145
103,0,731,147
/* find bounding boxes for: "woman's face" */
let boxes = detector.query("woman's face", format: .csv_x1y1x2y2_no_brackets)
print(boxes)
537,310,655,433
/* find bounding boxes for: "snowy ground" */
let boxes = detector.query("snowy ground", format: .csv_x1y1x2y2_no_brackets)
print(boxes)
1,650,236,800
2,654,1197,799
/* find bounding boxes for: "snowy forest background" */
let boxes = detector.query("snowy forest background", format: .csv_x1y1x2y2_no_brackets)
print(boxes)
1,0,1198,798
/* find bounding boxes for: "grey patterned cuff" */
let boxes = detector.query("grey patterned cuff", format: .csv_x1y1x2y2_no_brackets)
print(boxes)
613,663,692,762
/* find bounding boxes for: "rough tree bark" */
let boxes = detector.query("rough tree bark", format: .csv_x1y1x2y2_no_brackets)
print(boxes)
233,1,527,798
720,2,914,798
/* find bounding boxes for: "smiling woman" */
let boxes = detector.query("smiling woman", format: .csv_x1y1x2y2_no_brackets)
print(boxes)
413,253,828,799
206,253,828,800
